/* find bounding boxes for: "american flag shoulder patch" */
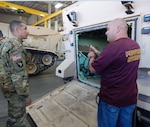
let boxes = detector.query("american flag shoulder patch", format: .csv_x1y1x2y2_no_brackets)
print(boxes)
12,54,21,61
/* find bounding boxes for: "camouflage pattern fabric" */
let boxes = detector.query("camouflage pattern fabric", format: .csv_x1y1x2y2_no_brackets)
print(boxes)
0,37,29,127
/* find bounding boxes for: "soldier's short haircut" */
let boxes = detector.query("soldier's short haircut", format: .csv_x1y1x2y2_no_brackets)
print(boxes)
9,20,25,32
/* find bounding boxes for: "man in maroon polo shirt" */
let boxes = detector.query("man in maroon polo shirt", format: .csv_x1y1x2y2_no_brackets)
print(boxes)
88,18,140,127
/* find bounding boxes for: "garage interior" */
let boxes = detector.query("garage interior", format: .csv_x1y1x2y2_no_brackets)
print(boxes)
0,1,75,30
0,1,150,127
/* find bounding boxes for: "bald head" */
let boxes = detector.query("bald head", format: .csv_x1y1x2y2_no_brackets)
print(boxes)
111,18,128,31
105,18,128,43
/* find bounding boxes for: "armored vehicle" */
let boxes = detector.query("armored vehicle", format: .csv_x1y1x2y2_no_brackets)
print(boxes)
23,25,64,76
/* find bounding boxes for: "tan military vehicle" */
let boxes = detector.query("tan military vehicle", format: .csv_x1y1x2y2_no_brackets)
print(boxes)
0,22,64,76
23,25,64,76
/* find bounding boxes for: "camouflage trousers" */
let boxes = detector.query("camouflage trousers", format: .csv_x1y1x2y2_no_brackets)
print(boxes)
1,88,27,127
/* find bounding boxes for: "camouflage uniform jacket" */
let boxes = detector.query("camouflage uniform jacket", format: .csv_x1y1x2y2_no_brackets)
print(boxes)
0,37,29,97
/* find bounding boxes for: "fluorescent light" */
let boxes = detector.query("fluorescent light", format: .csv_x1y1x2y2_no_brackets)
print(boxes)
55,3,63,9
40,14,45,17
11,7,17,10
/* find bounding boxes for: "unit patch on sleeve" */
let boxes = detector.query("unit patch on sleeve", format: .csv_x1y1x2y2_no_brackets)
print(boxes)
16,61,23,68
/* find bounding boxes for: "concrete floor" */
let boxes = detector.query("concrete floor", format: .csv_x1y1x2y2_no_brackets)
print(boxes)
0,61,64,127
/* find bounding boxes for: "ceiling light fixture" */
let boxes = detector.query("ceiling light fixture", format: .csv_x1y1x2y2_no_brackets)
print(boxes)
55,3,63,9
11,7,17,10
40,14,45,17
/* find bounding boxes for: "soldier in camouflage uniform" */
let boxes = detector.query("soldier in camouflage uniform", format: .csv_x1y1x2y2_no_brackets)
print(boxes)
0,20,31,127
0,30,7,79
0,30,6,45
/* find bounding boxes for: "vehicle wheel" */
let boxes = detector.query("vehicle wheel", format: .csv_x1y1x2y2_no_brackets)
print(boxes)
42,54,53,65
27,63,37,74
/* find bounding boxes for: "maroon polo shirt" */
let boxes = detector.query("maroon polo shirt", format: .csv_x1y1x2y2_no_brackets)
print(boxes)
92,38,140,107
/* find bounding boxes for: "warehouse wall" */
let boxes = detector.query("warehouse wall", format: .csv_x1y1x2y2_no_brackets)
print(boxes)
0,13,28,24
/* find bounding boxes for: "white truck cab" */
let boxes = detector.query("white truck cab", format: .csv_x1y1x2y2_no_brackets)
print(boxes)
27,1,150,127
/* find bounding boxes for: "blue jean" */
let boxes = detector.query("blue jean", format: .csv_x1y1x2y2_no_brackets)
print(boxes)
97,99,136,127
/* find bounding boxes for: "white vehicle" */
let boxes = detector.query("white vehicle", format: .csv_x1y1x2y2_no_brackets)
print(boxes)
27,1,150,127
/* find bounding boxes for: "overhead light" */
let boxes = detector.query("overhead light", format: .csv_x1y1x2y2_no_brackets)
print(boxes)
55,3,63,9
40,14,45,17
11,7,17,10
